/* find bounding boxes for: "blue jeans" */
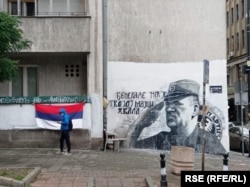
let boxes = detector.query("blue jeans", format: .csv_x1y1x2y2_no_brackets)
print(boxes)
60,130,71,153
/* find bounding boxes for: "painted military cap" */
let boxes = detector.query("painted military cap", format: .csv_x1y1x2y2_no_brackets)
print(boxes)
164,79,200,102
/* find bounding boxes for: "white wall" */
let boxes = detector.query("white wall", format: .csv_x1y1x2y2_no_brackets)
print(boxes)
0,104,37,129
107,60,229,152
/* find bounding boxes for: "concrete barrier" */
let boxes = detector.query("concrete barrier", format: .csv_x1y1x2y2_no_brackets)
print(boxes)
170,146,194,175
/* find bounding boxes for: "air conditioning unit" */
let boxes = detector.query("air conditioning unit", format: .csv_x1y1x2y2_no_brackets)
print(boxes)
229,51,234,57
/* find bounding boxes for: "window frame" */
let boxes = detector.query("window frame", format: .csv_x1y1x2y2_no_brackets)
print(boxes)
10,65,38,97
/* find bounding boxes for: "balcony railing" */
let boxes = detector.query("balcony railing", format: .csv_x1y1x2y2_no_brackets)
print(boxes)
33,12,88,17
1,0,89,17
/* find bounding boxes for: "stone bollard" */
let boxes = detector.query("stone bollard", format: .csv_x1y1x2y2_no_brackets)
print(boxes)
223,152,229,171
170,146,194,175
160,153,167,187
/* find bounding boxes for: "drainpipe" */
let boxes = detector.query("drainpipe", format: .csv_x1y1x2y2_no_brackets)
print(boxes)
103,0,108,128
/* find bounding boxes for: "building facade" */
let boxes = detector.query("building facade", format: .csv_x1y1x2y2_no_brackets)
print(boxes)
106,0,229,154
226,0,250,124
0,0,229,154
0,0,104,149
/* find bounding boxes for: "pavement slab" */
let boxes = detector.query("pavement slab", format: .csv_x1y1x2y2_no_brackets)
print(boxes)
0,148,250,187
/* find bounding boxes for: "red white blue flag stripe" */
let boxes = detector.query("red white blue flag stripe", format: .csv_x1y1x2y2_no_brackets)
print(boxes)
35,103,84,129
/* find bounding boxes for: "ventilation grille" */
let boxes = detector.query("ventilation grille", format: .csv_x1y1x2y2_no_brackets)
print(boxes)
65,64,80,77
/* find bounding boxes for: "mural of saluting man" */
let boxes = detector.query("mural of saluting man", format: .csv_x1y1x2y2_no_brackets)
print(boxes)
130,79,226,155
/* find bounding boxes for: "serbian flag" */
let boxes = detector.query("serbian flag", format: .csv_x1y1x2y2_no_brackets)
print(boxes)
35,103,84,130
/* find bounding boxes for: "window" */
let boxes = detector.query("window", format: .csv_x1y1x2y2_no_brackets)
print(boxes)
27,67,37,96
242,0,244,18
227,67,233,87
10,2,19,15
242,30,245,48
236,4,239,21
227,11,229,27
12,66,38,97
227,38,229,54
12,67,23,96
26,2,35,16
8,0,34,16
236,32,239,50
231,35,234,51
231,7,234,24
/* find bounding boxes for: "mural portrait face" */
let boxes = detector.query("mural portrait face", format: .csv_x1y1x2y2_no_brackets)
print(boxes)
165,96,199,132
164,79,200,137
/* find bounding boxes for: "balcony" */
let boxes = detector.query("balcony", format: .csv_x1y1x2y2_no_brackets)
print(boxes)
1,0,89,17
19,16,90,52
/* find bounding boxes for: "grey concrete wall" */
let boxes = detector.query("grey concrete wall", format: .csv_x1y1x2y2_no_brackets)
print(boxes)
20,17,90,52
0,53,87,96
87,0,104,139
34,54,87,96
0,129,92,149
108,0,226,62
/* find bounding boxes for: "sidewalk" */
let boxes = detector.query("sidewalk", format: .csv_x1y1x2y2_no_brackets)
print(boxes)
0,148,250,187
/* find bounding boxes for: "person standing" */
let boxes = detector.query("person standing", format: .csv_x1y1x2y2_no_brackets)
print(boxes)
58,108,71,155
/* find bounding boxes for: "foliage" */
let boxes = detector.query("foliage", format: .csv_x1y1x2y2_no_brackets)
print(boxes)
0,11,32,82
0,168,32,181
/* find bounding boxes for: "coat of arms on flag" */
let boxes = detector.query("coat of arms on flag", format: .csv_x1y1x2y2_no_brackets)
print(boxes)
35,103,84,130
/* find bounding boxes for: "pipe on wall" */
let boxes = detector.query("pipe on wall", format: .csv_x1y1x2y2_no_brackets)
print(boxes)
103,0,108,127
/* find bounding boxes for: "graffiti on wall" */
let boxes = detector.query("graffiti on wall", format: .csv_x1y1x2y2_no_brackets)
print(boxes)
107,61,229,155
0,95,91,104
110,79,227,155
109,91,167,114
